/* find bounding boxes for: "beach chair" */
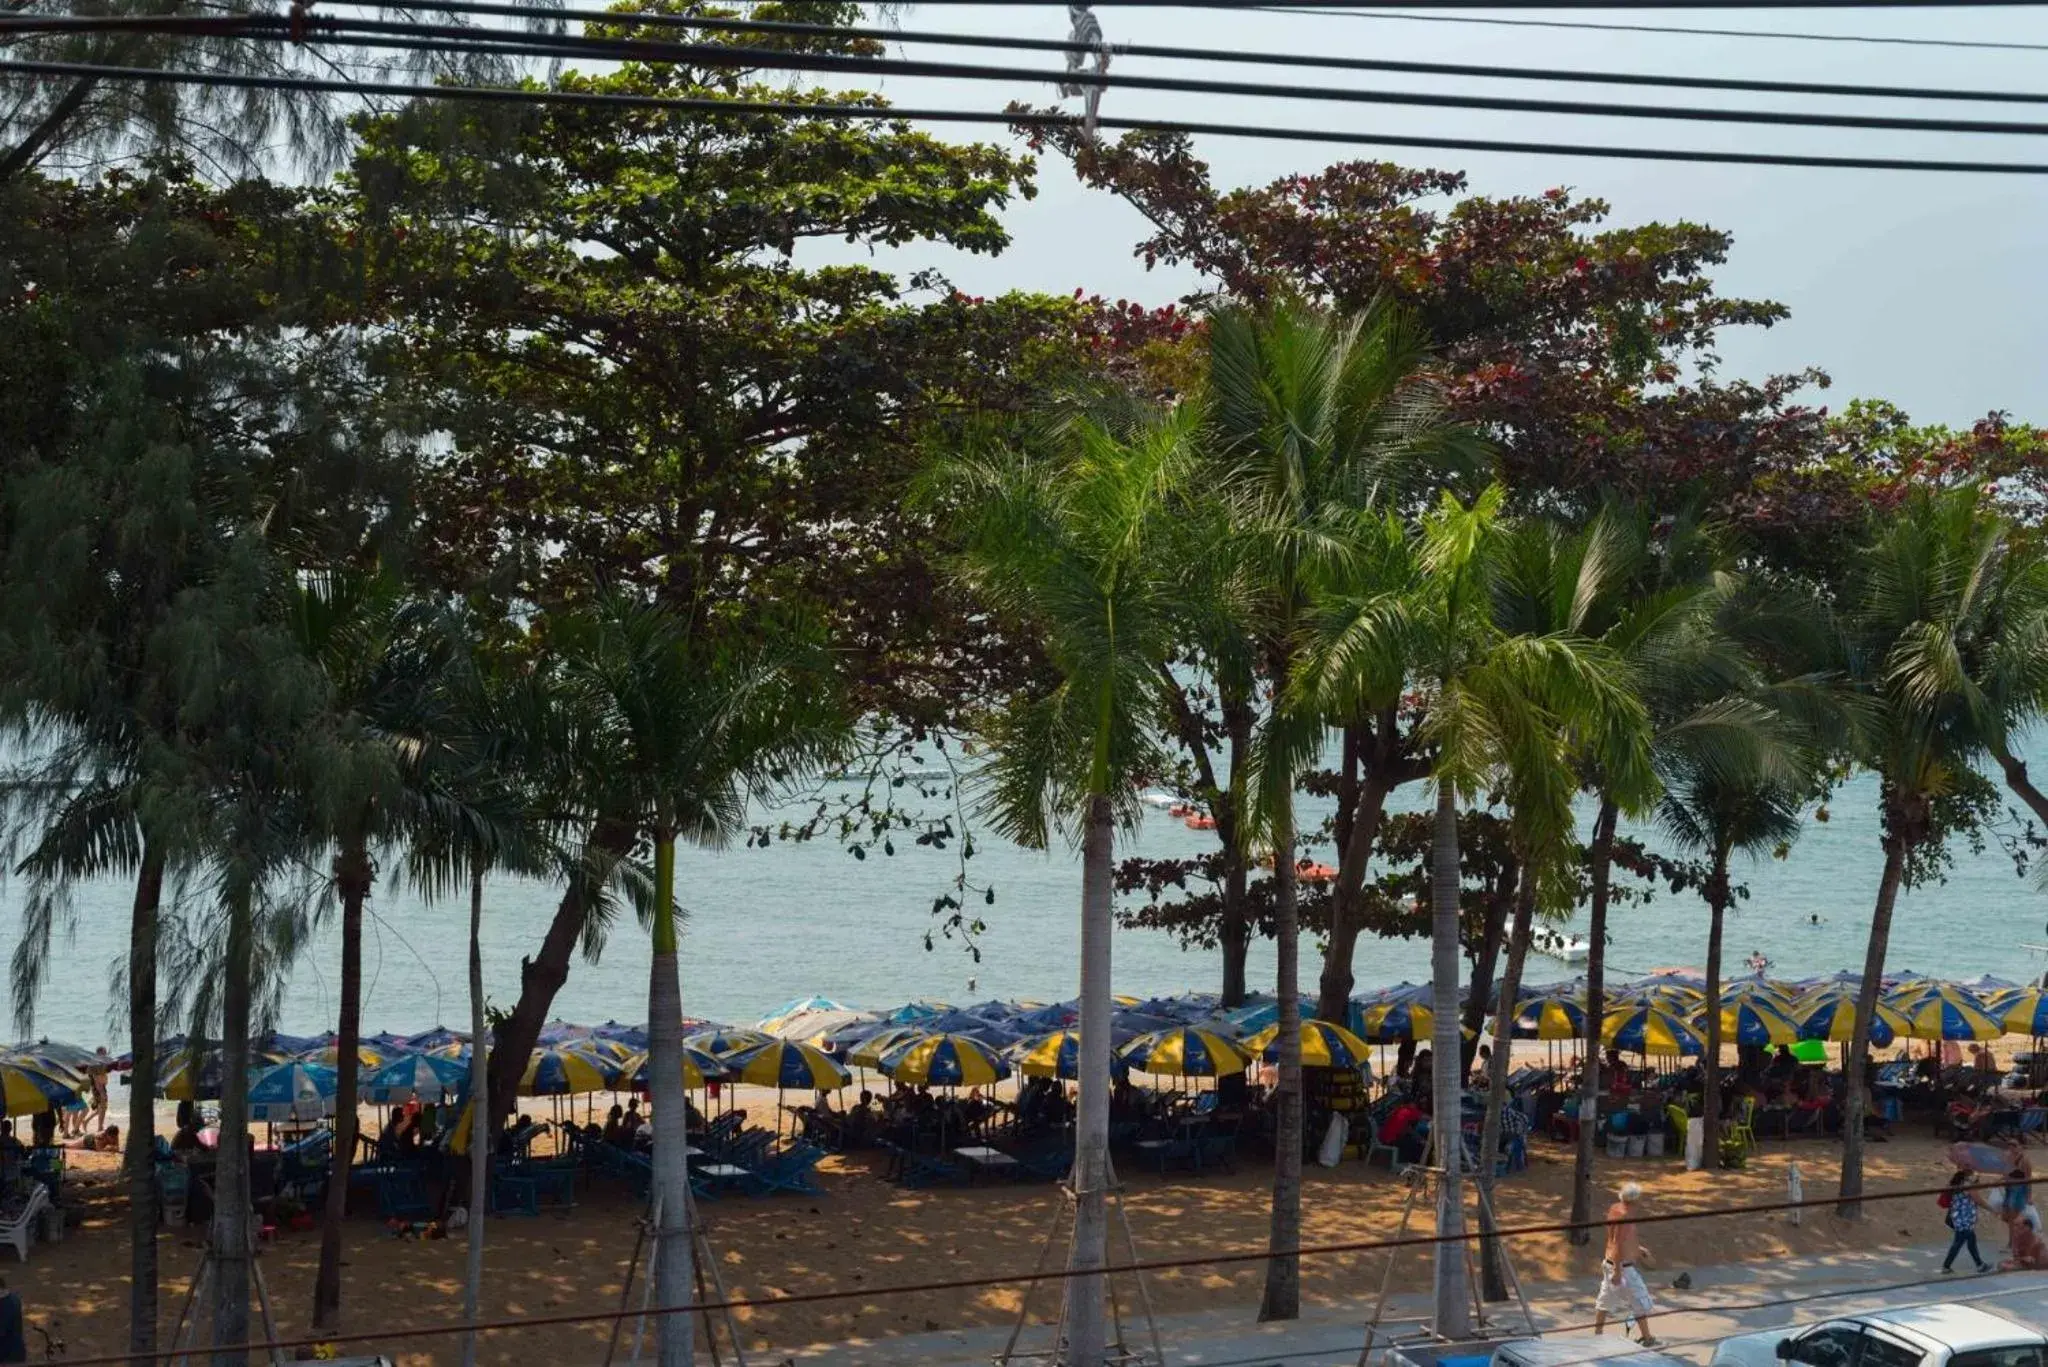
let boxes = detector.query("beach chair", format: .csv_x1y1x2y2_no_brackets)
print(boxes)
1133,1121,1199,1176
1361,1101,1401,1169
490,1173,540,1217
156,1164,190,1229
517,1161,577,1208
375,1171,433,1222
1727,1097,1758,1157
2018,1106,2047,1144
896,1148,967,1188
1194,1119,1239,1175
1015,1145,1072,1183
743,1142,826,1197
0,1185,47,1262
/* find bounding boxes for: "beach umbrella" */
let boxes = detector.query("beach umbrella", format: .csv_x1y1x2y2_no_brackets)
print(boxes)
363,1053,470,1106
248,1061,338,1123
564,1036,637,1067
847,1025,930,1070
9,1040,99,1075
1512,991,1589,1041
881,1033,1012,1088
1356,984,1439,1042
1014,1030,1091,1080
1719,980,1796,1011
756,997,853,1030
157,1046,288,1101
1889,985,2002,1042
767,1008,876,1046
727,1040,852,1091
624,1044,729,1091
1246,1019,1374,1070
1793,993,1906,1048
1994,986,2048,1037
1695,998,1802,1048
684,1027,775,1059
402,1026,471,1054
1119,1027,1251,1078
1600,1005,1704,1056
301,1041,394,1071
0,1059,81,1116
517,1045,615,1097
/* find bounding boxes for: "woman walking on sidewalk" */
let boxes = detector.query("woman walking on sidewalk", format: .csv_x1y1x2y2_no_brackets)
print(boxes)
1940,1170,1990,1274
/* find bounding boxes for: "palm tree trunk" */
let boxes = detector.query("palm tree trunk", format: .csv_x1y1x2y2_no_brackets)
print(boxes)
1065,794,1115,1366
647,832,695,1367
1478,864,1535,1301
314,834,371,1330
1700,852,1730,1171
489,814,634,1132
1428,783,1470,1337
1460,870,1511,1074
1316,767,1393,1023
1258,789,1304,1323
212,880,254,1367
1218,715,1253,1008
127,842,164,1367
1994,746,2048,830
462,852,489,1367
1570,797,1619,1245
1840,823,1907,1217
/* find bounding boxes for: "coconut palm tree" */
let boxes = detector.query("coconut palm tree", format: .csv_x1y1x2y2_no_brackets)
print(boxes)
559,596,846,1367
1835,486,2047,1211
930,403,1193,1366
1203,298,1480,1323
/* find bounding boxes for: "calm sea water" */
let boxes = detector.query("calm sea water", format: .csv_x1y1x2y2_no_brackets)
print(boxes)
6,744,2048,1049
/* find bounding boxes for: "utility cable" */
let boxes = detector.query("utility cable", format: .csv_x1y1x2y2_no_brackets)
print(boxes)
1264,5,2048,52
11,57,2048,175
20,16,2048,141
95,0,2042,109
40,1174,2034,1364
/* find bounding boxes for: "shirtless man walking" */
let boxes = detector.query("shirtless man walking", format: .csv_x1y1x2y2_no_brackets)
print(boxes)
1594,1181,1659,1346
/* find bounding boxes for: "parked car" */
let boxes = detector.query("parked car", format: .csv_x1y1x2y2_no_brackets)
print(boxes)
1712,1305,2046,1367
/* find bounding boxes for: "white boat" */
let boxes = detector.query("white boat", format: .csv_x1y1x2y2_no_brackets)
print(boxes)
1536,934,1591,965
1139,791,1180,810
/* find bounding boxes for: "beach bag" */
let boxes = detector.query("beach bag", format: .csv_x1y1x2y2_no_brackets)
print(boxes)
1317,1114,1348,1168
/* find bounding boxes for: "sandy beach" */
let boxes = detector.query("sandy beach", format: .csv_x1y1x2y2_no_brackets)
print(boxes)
28,1110,2009,1365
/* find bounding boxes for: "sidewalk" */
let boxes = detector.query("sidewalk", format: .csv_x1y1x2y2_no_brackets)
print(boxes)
781,1243,2048,1367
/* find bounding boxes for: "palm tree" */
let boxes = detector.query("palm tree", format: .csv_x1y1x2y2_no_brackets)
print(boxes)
1835,486,2045,1211
1657,760,1803,1165
1203,298,1478,1323
931,404,1191,1366
560,596,845,1367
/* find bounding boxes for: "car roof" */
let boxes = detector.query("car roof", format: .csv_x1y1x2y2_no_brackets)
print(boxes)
1496,1336,1693,1367
1857,1305,2039,1351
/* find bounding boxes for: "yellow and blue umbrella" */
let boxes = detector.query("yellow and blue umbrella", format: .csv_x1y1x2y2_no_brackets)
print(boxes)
1356,987,1439,1043
363,1052,469,1105
566,1036,637,1067
882,1033,1011,1088
624,1044,729,1091
1794,992,1907,1047
684,1027,775,1059
518,1045,615,1097
1512,991,1589,1041
728,1040,852,1091
0,1060,80,1116
157,1047,287,1101
1995,986,2048,1037
1119,1027,1250,1078
1014,1030,1090,1080
1720,980,1796,1012
1601,1005,1705,1056
1696,999,1801,1048
848,1026,929,1070
1889,986,2002,1042
1247,1019,1375,1070
248,1061,338,1123
301,1041,393,1071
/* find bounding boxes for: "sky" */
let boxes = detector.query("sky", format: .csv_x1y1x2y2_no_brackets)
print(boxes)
800,3,2048,427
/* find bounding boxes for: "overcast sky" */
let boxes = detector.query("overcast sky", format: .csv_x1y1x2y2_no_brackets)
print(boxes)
801,3,2048,427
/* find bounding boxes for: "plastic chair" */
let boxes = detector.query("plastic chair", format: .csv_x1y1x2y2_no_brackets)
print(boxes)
1728,1096,1758,1156
0,1184,47,1261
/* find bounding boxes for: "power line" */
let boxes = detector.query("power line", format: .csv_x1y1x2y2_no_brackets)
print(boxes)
23,15,2048,141
1264,5,2048,51
156,0,2048,109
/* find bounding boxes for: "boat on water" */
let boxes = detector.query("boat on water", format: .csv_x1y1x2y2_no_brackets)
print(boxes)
1536,935,1591,966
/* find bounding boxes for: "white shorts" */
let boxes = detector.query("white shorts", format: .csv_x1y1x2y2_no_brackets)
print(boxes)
1596,1262,1655,1319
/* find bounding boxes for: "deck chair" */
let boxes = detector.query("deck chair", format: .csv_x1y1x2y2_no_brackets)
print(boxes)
1727,1097,1759,1156
897,1149,967,1188
375,1170,433,1221
743,1142,826,1197
490,1173,540,1217
0,1185,48,1261
1015,1145,1072,1183
1194,1120,1239,1174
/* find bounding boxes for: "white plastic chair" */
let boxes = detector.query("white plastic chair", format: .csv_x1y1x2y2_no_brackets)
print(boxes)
0,1184,49,1261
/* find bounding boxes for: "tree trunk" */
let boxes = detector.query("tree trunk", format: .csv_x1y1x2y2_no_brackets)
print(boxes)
1570,797,1619,1246
1460,868,1512,1075
127,843,164,1367
648,833,695,1367
1478,864,1535,1302
1317,764,1393,1023
488,815,634,1131
1429,783,1471,1337
462,853,489,1367
1995,746,2048,831
1839,822,1908,1217
1258,786,1304,1322
314,834,371,1330
1065,795,1115,1366
1219,851,1250,1009
212,881,254,1367
0,75,99,182
1700,851,1730,1171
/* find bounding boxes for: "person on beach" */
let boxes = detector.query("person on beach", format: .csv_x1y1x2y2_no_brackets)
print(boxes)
1594,1181,1658,1346
2001,1207,2048,1271
86,1047,109,1133
0,1275,24,1364
1940,1170,1990,1274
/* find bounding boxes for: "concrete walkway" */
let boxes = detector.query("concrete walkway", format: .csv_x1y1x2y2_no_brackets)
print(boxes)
779,1243,2048,1367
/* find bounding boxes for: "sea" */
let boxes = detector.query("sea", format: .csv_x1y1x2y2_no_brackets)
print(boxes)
5,742,2048,1050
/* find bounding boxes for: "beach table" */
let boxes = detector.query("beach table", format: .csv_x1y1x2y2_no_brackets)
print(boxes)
695,1161,751,1197
954,1145,1020,1184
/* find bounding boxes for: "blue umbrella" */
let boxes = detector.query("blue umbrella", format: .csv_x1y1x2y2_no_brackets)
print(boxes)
402,1026,470,1054
593,1021,650,1050
364,1053,469,1105
248,1061,337,1123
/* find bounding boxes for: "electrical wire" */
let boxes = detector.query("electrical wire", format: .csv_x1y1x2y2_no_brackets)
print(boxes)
1263,5,2048,51
41,1174,2034,1364
18,15,2048,141
12,56,2048,174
